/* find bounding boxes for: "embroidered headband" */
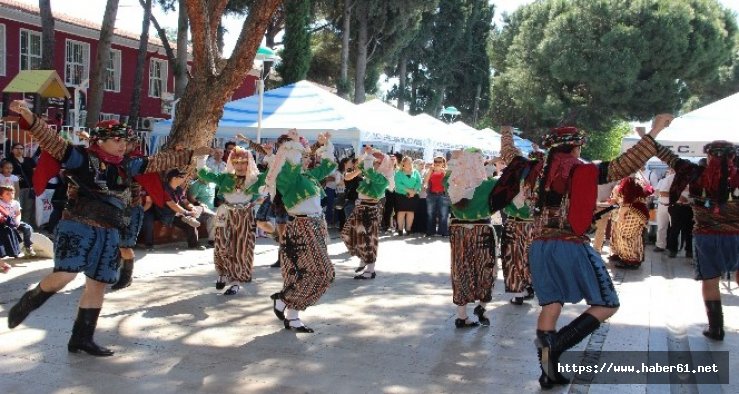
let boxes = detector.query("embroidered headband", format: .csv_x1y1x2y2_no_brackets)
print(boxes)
542,126,586,149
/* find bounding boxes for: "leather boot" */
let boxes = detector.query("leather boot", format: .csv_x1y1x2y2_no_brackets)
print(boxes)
555,313,601,354
111,259,134,290
535,330,568,389
67,308,115,357
702,300,724,341
8,285,55,329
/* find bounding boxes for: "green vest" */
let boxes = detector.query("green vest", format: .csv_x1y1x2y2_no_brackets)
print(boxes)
444,175,498,221
357,166,390,200
276,158,337,209
197,168,266,199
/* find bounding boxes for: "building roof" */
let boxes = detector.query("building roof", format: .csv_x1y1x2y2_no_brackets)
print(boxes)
2,69,70,98
0,0,167,48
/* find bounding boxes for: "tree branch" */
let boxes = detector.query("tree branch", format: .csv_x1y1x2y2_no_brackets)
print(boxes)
185,0,213,76
140,0,178,71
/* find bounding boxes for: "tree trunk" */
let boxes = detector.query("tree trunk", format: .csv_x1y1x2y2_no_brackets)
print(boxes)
166,0,282,149
472,83,481,125
410,63,418,114
128,0,152,129
265,5,284,48
397,55,407,111
175,0,189,99
338,0,352,99
38,0,54,115
353,3,368,104
39,0,54,70
85,0,120,128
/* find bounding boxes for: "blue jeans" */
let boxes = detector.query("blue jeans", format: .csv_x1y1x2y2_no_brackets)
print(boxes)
344,200,356,221
17,222,33,247
426,193,450,236
323,187,337,225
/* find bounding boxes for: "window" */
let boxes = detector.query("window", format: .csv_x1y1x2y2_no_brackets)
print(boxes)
20,29,42,70
104,49,121,92
0,24,6,76
65,39,90,86
149,58,168,98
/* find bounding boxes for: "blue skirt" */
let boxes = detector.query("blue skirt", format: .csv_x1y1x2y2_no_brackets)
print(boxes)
119,206,144,248
529,239,619,307
694,234,739,280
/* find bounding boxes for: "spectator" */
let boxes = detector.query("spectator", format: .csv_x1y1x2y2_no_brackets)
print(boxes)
8,143,36,226
412,159,428,234
393,156,422,236
187,177,217,247
323,167,339,228
424,156,450,237
0,185,36,257
0,159,20,190
141,169,205,250
223,141,236,162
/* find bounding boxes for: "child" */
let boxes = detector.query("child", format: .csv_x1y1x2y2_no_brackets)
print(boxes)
0,159,20,189
0,185,36,257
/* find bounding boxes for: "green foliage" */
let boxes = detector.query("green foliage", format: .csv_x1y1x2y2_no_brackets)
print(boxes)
581,121,631,161
277,0,313,85
488,0,737,138
307,29,342,86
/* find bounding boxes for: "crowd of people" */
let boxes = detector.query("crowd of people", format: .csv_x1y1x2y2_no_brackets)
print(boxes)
4,98,738,390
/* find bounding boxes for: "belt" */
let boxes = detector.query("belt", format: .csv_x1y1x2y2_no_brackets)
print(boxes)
358,199,380,205
451,218,490,225
287,213,324,221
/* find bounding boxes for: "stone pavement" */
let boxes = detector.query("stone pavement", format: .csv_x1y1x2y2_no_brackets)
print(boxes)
0,231,736,394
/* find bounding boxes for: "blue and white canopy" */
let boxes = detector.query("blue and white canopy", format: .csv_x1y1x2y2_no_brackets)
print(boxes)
153,80,362,146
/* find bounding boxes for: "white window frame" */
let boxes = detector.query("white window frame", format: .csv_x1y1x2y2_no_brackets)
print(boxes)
64,39,90,87
148,58,168,98
104,49,122,92
19,28,42,71
0,24,6,76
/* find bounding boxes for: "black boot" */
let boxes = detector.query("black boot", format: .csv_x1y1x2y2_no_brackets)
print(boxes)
8,285,55,329
67,308,115,357
554,313,601,354
536,330,567,389
703,300,725,341
111,259,134,290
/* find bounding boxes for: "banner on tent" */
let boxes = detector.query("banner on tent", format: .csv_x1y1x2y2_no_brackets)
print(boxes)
621,138,708,157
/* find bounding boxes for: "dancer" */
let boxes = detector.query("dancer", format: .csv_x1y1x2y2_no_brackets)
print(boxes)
445,148,498,328
197,145,266,295
266,130,336,333
6,100,212,356
493,115,672,388
653,139,739,341
608,176,653,269
499,149,543,306
341,146,394,279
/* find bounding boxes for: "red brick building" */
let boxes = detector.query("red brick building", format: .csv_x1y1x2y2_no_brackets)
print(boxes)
0,0,258,128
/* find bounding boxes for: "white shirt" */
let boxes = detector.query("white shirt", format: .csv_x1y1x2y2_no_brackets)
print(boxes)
0,199,21,226
324,169,339,190
656,174,675,204
0,174,19,187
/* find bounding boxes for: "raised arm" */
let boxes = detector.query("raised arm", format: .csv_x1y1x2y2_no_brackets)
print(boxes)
10,100,70,161
500,125,523,165
598,114,674,184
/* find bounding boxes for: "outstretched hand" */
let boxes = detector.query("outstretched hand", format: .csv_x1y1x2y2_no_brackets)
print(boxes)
648,114,674,138
9,100,30,115
235,133,249,142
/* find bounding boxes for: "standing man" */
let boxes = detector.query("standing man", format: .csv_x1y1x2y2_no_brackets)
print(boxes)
654,168,675,252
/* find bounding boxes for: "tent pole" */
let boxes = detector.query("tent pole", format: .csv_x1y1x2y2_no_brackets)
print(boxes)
256,79,264,143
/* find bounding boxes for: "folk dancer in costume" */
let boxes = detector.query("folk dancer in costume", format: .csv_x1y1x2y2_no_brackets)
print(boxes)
266,130,337,333
444,148,498,328
197,145,267,296
653,139,739,341
608,176,653,269
6,100,214,356
499,146,544,306
492,115,673,388
341,146,394,280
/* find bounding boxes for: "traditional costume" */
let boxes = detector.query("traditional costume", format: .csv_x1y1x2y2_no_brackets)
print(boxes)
654,140,739,341
7,110,198,356
608,176,653,269
197,146,266,295
445,148,498,328
266,130,337,332
491,125,662,388
341,150,394,279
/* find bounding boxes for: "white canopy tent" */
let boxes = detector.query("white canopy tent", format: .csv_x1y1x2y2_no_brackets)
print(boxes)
152,80,363,150
621,92,739,156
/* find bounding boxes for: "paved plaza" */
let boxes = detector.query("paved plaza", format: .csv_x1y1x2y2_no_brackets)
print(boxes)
0,231,737,394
